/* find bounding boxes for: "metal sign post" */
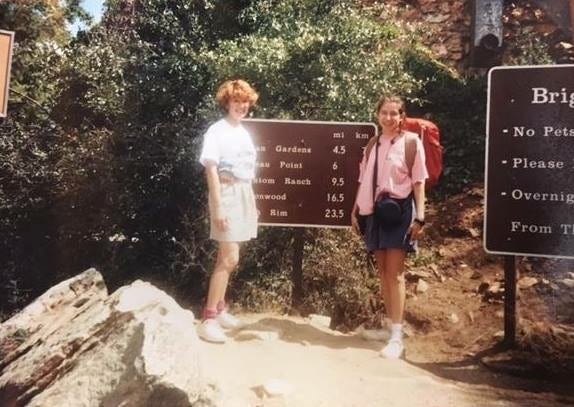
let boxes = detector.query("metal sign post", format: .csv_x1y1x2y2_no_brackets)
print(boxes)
291,228,305,309
504,256,516,346
485,65,574,346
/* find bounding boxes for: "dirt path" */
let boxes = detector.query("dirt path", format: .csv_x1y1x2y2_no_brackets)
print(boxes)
199,313,573,407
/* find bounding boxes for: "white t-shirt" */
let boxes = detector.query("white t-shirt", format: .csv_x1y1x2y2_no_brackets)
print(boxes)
199,118,256,180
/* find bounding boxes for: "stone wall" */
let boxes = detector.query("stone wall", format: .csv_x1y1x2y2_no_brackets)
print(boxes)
379,0,574,72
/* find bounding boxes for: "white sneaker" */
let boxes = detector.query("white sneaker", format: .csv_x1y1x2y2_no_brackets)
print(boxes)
358,327,390,342
197,319,227,343
380,339,404,359
216,310,245,330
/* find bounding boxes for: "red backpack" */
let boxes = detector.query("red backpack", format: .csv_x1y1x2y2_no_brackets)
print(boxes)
363,117,444,189
402,117,443,189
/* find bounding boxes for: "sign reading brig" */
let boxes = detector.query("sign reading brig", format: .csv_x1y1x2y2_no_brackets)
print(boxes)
485,65,574,258
0,30,15,117
243,119,377,228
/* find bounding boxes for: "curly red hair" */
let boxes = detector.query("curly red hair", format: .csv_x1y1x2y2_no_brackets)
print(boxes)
215,79,259,109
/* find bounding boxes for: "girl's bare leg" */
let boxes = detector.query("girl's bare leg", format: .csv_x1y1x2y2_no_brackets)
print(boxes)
205,241,239,311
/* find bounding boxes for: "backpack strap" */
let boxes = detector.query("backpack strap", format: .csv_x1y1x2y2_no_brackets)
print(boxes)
366,132,416,179
404,131,418,177
364,135,378,161
363,135,380,203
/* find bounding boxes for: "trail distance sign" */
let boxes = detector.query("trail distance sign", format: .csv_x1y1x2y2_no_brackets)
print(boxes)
243,119,376,228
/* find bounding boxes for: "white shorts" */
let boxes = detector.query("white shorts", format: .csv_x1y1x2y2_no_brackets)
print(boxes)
210,181,258,242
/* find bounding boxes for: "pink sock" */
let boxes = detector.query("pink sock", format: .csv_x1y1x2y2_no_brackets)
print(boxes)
202,308,217,321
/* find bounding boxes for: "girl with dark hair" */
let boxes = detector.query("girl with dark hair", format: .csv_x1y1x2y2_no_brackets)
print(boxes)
351,95,428,359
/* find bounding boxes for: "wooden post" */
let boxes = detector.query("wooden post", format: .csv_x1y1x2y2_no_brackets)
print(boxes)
504,255,517,347
291,228,305,311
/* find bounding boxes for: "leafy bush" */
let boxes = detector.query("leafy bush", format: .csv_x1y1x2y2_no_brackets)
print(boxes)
201,0,424,122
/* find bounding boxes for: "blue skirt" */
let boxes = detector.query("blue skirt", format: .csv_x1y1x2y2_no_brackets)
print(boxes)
363,195,416,253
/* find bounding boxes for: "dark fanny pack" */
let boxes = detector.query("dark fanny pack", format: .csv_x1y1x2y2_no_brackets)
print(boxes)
358,195,409,234
375,195,407,226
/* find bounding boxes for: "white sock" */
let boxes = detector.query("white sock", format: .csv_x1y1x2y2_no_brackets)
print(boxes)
390,323,403,341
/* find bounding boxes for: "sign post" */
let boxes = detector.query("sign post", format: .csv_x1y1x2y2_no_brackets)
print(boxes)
0,30,15,117
485,64,574,345
503,256,516,345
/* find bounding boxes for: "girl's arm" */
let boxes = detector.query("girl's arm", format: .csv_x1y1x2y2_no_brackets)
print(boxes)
351,186,362,235
410,181,425,239
351,149,369,235
205,163,228,231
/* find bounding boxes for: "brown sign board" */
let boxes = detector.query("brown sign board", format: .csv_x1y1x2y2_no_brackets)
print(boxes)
0,30,14,117
485,65,574,258
243,119,377,228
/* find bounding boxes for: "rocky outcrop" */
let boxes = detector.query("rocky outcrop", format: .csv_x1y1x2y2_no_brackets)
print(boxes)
503,1,574,64
379,0,573,70
0,268,214,407
381,0,472,69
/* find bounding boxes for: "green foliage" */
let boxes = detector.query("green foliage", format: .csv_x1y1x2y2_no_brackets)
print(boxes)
53,29,131,128
0,1,85,120
0,116,62,311
506,31,553,66
0,1,71,44
232,227,380,329
300,229,380,330
103,0,252,125
232,227,296,311
408,247,440,268
404,50,487,194
202,0,423,121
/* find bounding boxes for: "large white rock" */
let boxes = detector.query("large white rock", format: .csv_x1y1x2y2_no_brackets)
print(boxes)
0,269,215,407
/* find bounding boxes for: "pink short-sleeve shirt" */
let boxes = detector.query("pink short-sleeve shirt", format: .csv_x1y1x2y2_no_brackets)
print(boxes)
356,131,428,215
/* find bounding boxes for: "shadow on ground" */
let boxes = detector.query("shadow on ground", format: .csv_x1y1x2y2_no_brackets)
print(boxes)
409,343,574,404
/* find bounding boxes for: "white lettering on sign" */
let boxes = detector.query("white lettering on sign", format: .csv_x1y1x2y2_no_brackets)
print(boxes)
256,161,270,168
512,127,535,137
560,224,574,234
279,161,303,169
256,146,267,152
275,145,312,154
253,177,276,184
531,87,574,108
270,209,288,217
511,158,564,169
510,189,574,204
510,221,553,234
542,126,574,137
256,193,287,201
285,177,311,186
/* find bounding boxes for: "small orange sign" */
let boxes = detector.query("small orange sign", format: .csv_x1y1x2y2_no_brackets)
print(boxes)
0,30,15,117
